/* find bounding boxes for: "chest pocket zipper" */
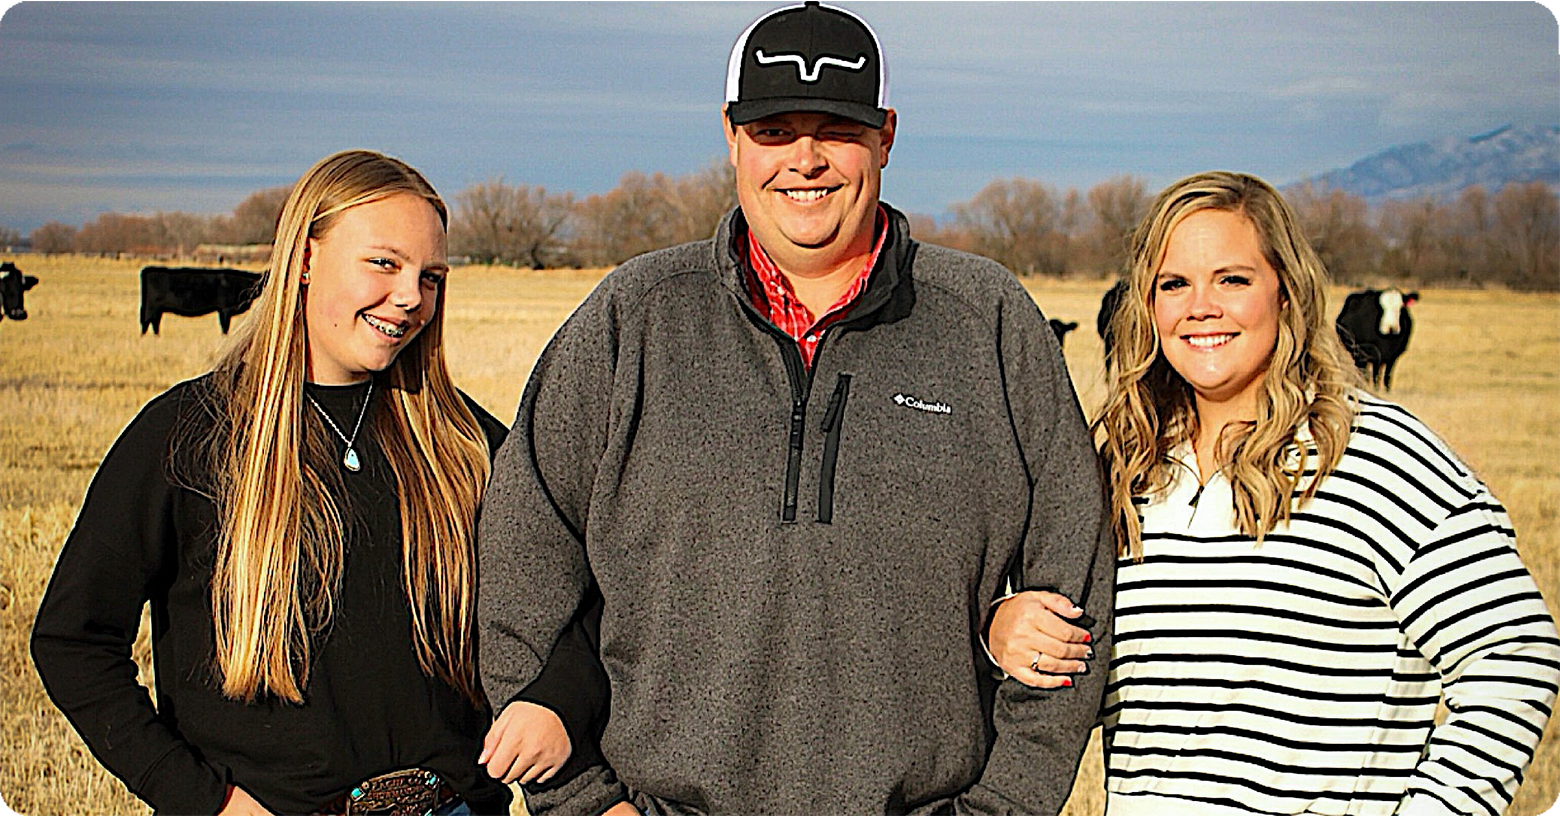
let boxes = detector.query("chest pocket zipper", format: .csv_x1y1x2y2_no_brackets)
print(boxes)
817,373,852,524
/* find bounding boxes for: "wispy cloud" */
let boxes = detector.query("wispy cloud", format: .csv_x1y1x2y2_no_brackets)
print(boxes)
0,1,1555,230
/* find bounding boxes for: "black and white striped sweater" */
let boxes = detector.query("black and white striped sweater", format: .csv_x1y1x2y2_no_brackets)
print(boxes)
1103,393,1560,816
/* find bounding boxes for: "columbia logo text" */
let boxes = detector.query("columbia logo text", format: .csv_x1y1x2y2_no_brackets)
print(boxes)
893,393,952,414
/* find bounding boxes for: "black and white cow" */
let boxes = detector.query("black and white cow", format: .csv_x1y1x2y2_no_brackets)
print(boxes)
140,266,264,334
1,261,39,321
1335,288,1419,391
1048,318,1078,349
1097,278,1128,360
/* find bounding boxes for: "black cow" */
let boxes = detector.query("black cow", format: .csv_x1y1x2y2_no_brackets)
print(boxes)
1,261,39,321
140,266,264,335
1335,288,1419,391
1048,318,1078,348
1097,278,1128,359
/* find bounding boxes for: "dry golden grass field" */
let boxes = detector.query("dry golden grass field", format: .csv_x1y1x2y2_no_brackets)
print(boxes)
2,254,1557,815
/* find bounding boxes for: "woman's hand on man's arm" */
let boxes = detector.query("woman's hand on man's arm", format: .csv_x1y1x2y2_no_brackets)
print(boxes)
985,590,1096,688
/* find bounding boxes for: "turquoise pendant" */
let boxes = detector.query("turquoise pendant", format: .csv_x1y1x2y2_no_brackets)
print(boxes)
343,447,361,472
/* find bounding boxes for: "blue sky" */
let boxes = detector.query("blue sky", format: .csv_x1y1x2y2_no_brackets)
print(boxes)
1,1,1556,232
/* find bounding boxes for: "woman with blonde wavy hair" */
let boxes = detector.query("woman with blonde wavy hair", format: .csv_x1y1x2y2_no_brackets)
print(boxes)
985,171,1559,815
33,149,605,816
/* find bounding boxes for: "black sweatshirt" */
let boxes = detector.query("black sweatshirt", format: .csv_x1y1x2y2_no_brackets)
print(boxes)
31,375,607,815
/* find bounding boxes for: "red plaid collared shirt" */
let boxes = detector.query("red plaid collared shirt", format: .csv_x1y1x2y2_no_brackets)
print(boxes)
745,206,888,369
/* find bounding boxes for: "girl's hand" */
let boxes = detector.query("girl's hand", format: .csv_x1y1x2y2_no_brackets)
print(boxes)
480,701,572,784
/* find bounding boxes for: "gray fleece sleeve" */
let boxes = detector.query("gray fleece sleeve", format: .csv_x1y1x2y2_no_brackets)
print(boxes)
956,287,1113,815
477,286,629,815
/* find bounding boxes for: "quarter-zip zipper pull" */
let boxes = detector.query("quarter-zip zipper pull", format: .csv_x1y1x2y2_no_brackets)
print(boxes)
1185,480,1207,529
782,398,806,522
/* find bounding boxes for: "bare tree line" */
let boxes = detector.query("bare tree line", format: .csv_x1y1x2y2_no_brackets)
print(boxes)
20,162,737,271
14,165,1558,289
923,176,1558,290
451,161,736,269
1285,182,1560,290
26,185,293,258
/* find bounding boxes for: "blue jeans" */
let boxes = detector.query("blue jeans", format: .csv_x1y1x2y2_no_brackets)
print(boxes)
432,799,472,816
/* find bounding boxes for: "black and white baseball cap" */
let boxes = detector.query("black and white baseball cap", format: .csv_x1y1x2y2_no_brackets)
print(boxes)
724,1,889,128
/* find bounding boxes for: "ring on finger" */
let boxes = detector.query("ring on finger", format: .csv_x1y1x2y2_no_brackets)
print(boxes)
1030,653,1042,673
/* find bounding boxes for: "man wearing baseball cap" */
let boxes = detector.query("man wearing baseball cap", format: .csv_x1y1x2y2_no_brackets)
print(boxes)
478,3,1111,814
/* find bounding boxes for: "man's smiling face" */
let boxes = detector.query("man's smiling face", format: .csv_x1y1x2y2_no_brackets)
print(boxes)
725,108,895,271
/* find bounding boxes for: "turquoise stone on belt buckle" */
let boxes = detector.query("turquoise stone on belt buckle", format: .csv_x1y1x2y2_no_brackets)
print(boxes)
339,768,445,815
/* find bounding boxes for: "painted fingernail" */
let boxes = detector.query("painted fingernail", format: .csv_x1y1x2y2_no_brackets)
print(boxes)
1063,677,1074,687
1082,632,1092,643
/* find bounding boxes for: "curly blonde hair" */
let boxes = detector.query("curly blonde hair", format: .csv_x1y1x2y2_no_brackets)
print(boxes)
1095,171,1361,558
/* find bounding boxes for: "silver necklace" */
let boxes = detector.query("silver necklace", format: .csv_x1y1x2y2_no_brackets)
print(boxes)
306,382,373,472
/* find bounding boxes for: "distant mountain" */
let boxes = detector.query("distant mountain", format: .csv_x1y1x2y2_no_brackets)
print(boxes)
1290,124,1560,204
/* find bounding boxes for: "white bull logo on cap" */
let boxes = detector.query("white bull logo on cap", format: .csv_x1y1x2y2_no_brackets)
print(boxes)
754,49,867,83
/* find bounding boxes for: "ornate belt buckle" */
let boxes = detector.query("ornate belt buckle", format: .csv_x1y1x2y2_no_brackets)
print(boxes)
344,769,442,816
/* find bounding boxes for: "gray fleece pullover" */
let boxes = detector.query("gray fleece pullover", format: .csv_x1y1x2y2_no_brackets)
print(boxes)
478,205,1113,816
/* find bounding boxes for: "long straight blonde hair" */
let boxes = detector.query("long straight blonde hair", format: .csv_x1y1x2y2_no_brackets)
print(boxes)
200,150,491,704
1095,171,1361,558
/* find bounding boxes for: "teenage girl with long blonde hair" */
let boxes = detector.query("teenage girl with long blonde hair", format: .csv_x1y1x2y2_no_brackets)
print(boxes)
33,150,602,816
